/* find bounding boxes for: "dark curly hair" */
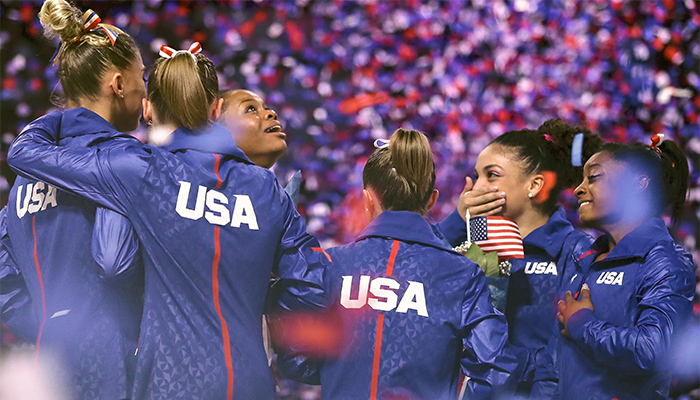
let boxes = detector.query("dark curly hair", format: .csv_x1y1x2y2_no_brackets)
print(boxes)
490,118,604,215
597,139,688,224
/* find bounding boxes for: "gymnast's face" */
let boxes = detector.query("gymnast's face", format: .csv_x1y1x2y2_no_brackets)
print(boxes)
472,144,533,222
220,90,287,169
575,151,627,229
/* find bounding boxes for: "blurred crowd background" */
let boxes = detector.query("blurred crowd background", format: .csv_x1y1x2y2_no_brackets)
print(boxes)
1,0,699,397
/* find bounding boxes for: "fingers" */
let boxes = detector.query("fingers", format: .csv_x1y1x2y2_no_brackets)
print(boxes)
458,188,506,218
557,299,566,314
564,291,574,304
558,310,570,338
468,201,504,217
580,283,590,300
461,176,474,195
579,283,595,311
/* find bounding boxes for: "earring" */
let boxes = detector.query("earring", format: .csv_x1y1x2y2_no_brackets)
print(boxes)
528,193,533,198
120,94,124,99
148,119,153,125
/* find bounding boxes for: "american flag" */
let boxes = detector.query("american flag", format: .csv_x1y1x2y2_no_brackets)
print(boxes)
470,216,524,261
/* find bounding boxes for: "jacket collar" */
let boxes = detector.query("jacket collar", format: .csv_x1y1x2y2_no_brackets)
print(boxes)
162,123,253,163
523,207,575,259
356,210,451,251
582,218,672,266
58,107,121,139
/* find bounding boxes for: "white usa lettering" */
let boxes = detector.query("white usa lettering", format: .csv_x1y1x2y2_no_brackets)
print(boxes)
596,271,624,286
524,261,558,275
340,275,429,317
16,183,58,218
175,181,259,229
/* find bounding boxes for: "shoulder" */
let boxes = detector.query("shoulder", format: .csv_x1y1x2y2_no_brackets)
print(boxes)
245,163,278,182
562,229,595,259
428,245,485,283
643,240,695,275
637,240,695,294
326,241,366,261
19,111,63,138
34,110,63,126
219,157,276,181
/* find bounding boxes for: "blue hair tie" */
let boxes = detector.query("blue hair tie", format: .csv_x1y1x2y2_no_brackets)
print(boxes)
571,133,584,167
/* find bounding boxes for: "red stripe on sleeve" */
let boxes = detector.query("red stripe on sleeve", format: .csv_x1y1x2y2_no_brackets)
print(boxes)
311,247,332,262
32,216,47,365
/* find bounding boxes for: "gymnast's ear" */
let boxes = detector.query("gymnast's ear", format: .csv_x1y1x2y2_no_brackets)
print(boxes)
210,98,223,122
143,98,153,124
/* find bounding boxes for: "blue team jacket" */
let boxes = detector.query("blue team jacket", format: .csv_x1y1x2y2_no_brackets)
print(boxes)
555,218,695,400
3,110,143,400
279,210,517,399
438,207,592,394
8,108,328,400
0,205,38,342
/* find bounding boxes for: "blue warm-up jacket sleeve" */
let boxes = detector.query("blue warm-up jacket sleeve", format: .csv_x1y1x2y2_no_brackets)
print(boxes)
461,265,518,398
272,172,325,383
92,207,143,284
436,208,467,247
530,320,560,398
266,184,329,314
283,170,302,207
566,243,695,375
265,184,328,384
7,114,150,215
0,206,37,341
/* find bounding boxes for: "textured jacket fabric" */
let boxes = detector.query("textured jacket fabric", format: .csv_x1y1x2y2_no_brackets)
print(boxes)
8,108,328,400
279,210,517,399
3,109,143,400
91,207,144,284
0,205,39,342
438,207,592,395
554,218,695,400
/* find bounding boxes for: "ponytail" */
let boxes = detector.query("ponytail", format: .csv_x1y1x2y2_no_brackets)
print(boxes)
658,140,689,223
598,139,689,224
148,51,219,130
491,119,603,214
363,128,436,215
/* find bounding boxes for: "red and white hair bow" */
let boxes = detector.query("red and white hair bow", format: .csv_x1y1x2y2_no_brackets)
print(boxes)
77,10,118,44
51,9,118,65
159,42,202,63
650,133,664,153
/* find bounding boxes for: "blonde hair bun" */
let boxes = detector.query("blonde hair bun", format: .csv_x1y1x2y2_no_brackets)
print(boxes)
39,0,83,43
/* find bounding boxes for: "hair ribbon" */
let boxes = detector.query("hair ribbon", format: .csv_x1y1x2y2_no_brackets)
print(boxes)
571,133,584,167
159,42,202,63
373,138,390,149
50,9,118,65
650,133,664,153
